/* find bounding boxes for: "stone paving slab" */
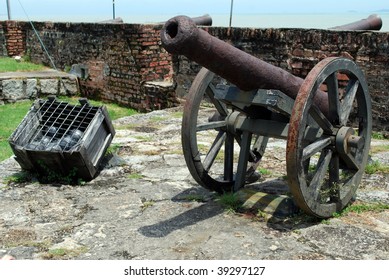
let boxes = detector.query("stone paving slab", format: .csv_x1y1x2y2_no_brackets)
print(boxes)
0,69,77,80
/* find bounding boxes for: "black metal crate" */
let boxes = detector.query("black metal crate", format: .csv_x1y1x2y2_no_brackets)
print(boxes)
8,97,116,181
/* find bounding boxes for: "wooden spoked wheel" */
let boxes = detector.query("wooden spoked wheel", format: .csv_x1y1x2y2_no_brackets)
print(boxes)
286,57,372,218
182,68,268,193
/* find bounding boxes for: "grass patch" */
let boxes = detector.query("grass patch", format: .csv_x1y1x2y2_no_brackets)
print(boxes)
171,111,183,118
0,97,137,162
114,123,138,130
140,199,155,211
134,135,154,142
3,171,35,186
215,192,243,214
182,194,207,203
127,173,143,179
365,160,389,174
372,131,386,140
370,145,389,154
333,202,389,218
57,96,138,120
0,101,34,161
259,168,272,176
149,115,167,122
0,57,46,72
42,246,88,260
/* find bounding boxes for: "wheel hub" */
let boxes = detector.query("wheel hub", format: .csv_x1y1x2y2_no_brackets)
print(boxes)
226,111,243,134
335,126,363,155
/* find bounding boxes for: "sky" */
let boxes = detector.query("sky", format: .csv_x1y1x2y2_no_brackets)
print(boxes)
1,0,388,23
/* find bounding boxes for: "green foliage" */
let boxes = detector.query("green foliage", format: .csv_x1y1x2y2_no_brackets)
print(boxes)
127,173,143,179
105,143,121,155
4,171,34,186
0,101,35,161
0,57,45,72
215,192,243,213
370,144,389,154
365,160,389,174
140,199,155,211
371,132,386,140
259,168,271,176
35,160,82,185
182,194,207,203
333,202,389,218
42,246,88,260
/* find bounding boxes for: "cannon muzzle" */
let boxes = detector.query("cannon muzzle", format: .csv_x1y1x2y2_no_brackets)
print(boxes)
161,16,329,115
330,14,382,31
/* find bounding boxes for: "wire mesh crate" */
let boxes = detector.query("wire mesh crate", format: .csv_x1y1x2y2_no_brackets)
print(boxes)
9,96,116,181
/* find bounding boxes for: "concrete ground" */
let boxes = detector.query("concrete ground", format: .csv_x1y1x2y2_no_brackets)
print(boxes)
0,106,388,260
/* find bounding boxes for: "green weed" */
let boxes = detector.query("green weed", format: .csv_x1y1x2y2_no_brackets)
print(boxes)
215,192,242,214
140,199,155,211
259,168,272,176
182,194,207,203
42,246,88,260
365,160,389,174
371,132,386,140
370,145,389,154
127,173,143,179
333,202,389,218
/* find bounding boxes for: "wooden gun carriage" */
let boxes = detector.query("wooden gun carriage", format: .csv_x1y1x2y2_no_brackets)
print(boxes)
160,16,372,218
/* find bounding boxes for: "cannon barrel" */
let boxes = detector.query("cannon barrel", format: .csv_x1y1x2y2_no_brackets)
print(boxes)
161,16,328,115
330,14,382,31
190,14,213,26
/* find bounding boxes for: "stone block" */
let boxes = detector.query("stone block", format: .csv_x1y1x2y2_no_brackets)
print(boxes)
26,79,38,98
2,79,25,101
40,79,59,95
59,78,79,95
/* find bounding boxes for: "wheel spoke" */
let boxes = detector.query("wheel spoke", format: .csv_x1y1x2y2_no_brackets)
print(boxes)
339,150,360,171
203,131,226,171
308,105,334,134
329,154,340,201
197,121,226,131
224,133,234,181
310,149,333,201
329,154,340,185
302,137,332,161
206,84,229,117
326,73,340,124
340,80,359,125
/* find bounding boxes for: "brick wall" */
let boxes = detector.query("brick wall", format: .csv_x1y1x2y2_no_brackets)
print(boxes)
175,27,389,133
2,21,25,57
0,21,388,131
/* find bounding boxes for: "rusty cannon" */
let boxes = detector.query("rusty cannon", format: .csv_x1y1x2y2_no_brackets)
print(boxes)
160,16,372,218
330,14,382,31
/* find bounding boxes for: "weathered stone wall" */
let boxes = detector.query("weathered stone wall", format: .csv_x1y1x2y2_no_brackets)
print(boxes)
175,27,389,132
0,21,176,112
1,21,388,131
0,24,7,56
0,75,79,105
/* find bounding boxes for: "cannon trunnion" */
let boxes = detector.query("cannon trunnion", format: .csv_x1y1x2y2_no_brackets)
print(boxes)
161,16,372,218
